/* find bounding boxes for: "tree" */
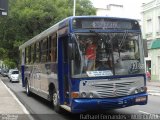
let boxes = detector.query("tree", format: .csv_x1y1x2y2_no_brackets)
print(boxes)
0,48,6,60
3,59,16,69
0,0,96,66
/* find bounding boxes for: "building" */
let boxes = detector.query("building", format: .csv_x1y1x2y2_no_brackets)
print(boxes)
142,0,160,81
95,4,124,17
91,0,149,20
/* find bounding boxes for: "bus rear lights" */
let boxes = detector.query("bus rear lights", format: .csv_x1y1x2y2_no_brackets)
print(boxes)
71,92,79,98
135,96,147,103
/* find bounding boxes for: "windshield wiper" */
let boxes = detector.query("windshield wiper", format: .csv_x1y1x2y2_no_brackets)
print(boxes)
118,30,128,50
89,30,116,75
90,30,110,44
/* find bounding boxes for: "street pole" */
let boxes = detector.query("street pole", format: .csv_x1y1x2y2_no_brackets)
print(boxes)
73,0,76,16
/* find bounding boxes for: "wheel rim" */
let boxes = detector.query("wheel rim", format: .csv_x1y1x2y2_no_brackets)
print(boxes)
26,83,29,94
53,93,58,106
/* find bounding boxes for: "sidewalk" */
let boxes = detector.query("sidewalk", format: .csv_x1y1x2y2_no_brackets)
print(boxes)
0,79,33,120
147,80,160,96
147,80,160,87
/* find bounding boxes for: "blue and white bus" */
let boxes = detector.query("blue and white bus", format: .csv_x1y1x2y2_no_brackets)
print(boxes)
19,16,148,113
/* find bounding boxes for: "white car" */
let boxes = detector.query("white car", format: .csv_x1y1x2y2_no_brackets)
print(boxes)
8,69,15,79
10,70,19,82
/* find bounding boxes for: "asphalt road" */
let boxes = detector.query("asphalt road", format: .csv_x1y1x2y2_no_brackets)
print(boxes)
1,76,160,120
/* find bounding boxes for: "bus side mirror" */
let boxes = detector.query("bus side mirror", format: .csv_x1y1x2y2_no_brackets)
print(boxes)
143,39,148,57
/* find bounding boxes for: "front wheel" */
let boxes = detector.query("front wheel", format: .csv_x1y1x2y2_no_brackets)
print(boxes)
25,80,31,96
52,92,62,113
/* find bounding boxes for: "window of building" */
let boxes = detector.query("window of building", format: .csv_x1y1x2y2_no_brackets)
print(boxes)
147,40,152,49
158,16,160,32
146,19,152,33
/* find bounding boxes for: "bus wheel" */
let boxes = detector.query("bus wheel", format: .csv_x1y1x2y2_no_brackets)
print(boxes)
53,92,62,113
25,80,31,96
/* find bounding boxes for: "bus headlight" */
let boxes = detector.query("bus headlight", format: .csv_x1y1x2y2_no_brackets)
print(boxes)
140,86,147,92
134,86,147,94
81,92,87,98
134,89,138,94
89,93,94,98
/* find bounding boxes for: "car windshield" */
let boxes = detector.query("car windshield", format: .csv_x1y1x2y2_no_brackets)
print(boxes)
71,32,144,78
12,71,19,74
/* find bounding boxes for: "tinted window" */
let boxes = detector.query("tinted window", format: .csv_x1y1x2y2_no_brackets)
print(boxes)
12,71,19,74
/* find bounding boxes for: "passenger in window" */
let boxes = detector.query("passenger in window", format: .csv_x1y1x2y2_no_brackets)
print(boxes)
85,38,97,71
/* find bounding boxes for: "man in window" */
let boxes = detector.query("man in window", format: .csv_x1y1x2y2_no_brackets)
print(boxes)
85,38,97,71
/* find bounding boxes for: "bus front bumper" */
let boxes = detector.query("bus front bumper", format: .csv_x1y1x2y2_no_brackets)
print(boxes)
71,93,148,113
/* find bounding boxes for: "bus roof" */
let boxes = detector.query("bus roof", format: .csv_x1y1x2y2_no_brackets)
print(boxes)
19,16,139,50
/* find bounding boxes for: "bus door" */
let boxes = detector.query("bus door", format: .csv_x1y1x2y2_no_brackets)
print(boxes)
58,35,70,105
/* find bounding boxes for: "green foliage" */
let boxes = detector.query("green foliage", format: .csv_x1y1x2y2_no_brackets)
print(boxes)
0,48,6,59
0,0,96,66
3,59,16,69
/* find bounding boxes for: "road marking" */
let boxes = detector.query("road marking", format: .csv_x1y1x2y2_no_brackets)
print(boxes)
138,110,151,114
0,80,35,120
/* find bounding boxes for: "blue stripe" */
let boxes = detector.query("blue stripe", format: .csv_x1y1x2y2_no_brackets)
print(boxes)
72,29,141,33
71,93,148,113
21,65,25,87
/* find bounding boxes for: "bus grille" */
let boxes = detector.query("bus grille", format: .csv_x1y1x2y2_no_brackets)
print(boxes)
79,77,144,98
94,82,134,97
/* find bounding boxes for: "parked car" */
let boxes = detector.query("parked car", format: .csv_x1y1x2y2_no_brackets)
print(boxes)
1,69,9,77
8,69,16,79
10,70,19,82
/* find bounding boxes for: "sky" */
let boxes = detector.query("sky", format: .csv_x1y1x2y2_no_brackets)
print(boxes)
90,0,153,19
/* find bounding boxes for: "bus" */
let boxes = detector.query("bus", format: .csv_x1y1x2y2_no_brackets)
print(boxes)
19,16,148,113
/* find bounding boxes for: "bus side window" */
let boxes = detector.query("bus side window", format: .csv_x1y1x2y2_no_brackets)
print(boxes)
36,42,40,63
28,46,31,64
30,44,35,64
50,33,57,63
48,36,52,62
33,43,36,63
39,42,41,62
41,39,47,63
25,47,28,64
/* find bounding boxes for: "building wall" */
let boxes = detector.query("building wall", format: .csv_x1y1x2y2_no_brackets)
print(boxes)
142,0,160,81
96,4,124,17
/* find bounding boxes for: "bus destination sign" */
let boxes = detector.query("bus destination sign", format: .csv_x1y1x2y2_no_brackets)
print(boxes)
73,18,139,30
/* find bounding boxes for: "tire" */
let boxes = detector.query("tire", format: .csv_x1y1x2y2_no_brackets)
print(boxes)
52,91,62,113
10,79,13,83
25,80,31,96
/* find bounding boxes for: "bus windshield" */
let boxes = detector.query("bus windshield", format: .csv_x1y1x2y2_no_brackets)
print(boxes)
72,32,144,78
